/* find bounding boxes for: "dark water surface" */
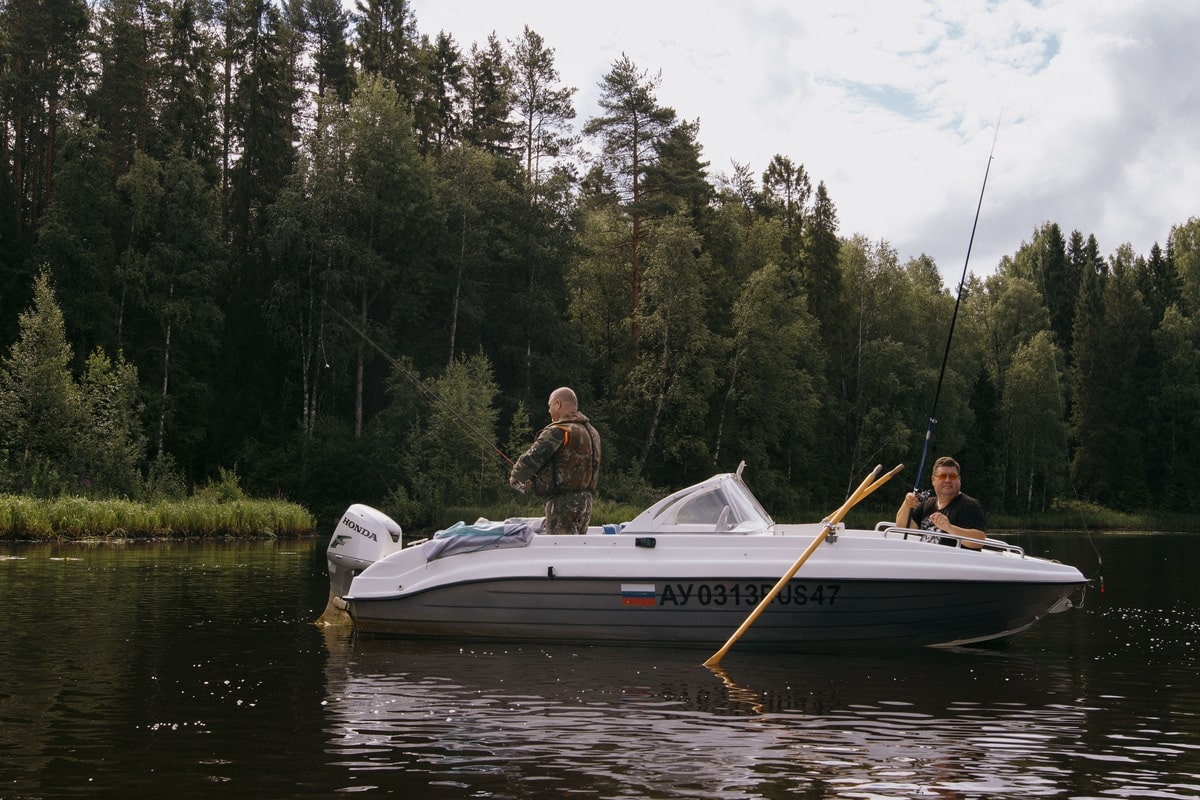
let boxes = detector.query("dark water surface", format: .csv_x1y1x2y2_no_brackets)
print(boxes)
2,531,1198,799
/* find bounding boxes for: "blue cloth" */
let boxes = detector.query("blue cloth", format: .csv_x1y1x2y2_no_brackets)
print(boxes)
422,519,536,561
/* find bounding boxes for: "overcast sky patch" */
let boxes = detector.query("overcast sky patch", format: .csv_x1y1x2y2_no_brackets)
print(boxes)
408,0,1200,281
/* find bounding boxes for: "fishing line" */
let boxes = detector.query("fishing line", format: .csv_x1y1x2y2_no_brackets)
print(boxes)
1064,463,1105,596
322,300,515,467
913,109,1003,492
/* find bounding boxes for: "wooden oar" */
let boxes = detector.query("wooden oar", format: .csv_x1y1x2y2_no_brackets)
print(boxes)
702,463,904,667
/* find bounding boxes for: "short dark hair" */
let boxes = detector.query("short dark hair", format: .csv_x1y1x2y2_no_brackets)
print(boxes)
932,456,961,474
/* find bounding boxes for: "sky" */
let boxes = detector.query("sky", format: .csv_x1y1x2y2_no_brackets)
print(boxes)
407,0,1200,282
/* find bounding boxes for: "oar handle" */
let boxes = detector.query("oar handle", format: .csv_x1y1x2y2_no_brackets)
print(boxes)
855,463,905,516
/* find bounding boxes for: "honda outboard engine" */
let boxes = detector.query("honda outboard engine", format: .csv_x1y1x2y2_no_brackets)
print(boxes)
318,504,405,626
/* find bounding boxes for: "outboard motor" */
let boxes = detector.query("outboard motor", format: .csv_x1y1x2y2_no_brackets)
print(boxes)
317,504,405,626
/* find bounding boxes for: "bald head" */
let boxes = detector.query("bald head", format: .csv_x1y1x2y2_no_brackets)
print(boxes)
548,387,578,421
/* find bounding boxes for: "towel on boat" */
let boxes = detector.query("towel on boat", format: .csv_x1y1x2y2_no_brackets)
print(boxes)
422,517,539,561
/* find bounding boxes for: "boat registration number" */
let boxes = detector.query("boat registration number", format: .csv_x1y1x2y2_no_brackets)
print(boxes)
658,582,841,607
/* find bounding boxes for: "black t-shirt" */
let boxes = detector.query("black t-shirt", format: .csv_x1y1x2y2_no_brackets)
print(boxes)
909,492,987,546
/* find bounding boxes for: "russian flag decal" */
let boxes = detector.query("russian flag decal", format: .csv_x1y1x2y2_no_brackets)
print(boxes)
620,583,657,606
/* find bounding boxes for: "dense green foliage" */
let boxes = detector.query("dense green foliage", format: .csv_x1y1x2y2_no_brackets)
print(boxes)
2,0,1198,528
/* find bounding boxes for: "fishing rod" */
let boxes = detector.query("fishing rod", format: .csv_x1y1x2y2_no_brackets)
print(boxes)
913,112,1002,493
322,300,515,467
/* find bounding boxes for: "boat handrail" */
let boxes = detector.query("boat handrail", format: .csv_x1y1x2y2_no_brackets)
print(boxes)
874,523,1025,557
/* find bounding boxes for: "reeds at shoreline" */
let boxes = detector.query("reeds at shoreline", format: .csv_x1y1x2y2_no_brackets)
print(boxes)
0,495,317,540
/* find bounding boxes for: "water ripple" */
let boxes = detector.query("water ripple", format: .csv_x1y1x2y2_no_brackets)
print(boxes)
315,635,1200,799
3,537,1199,799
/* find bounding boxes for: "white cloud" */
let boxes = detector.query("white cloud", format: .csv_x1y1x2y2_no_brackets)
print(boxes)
408,0,1200,280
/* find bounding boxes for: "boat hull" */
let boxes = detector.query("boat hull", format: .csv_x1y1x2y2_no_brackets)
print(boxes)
347,574,1083,649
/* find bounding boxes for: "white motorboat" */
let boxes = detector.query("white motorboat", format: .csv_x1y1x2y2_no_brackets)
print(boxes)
320,465,1088,650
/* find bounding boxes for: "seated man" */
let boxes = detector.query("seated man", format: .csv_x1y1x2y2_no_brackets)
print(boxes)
895,456,986,550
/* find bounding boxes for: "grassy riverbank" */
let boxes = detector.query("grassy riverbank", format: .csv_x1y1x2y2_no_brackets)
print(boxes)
0,494,317,541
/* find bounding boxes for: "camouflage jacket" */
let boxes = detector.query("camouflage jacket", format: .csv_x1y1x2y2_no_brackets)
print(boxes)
510,411,601,497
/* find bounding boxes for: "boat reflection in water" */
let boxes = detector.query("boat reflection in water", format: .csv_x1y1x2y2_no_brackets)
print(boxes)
319,629,1093,798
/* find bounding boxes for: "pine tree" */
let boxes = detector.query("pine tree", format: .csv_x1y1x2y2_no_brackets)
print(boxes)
303,0,355,107
510,26,575,191
158,0,221,173
0,269,84,494
1070,245,1151,508
353,0,420,101
641,118,712,225
582,54,676,352
462,33,515,157
416,31,465,155
760,154,810,262
226,0,300,262
1015,223,1075,354
29,124,120,359
0,0,89,234
1138,241,1181,325
801,181,842,331
90,0,156,175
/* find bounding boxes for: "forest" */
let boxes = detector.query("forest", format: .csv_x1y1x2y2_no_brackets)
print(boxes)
2,0,1199,526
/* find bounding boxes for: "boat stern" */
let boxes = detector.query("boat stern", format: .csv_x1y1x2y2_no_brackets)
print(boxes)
317,504,404,626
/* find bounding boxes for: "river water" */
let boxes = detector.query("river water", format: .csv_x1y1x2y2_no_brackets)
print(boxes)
1,530,1198,799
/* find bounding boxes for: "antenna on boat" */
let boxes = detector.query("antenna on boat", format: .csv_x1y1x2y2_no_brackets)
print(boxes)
322,300,515,467
913,110,1002,492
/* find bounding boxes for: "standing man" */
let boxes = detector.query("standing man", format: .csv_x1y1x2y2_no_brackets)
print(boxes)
510,387,601,535
895,456,987,550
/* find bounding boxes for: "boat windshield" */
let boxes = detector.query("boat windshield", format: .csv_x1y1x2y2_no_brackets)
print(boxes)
623,473,774,533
